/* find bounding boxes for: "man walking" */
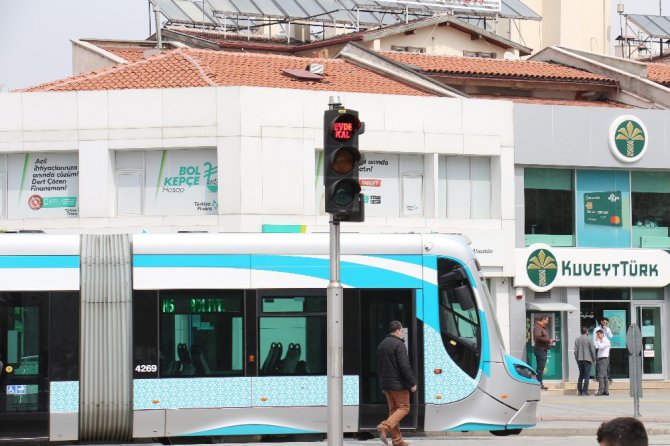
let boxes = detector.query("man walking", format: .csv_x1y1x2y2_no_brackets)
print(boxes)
533,315,552,390
574,326,596,395
377,321,417,446
594,328,611,396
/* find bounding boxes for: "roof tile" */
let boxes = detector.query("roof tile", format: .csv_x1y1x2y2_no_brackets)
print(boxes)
22,48,433,96
383,52,614,83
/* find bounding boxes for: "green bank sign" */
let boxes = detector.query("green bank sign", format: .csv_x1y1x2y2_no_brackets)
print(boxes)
609,115,648,163
517,244,670,292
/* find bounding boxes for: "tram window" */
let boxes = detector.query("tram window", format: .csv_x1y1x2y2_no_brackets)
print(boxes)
159,292,244,377
259,294,326,376
438,259,481,378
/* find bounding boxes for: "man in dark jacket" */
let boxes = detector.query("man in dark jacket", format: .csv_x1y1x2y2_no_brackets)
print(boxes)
533,315,552,390
376,321,417,446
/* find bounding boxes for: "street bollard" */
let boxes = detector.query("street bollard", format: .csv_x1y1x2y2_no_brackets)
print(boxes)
626,323,643,418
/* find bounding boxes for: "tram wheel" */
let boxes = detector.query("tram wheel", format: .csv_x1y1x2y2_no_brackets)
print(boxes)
490,428,522,436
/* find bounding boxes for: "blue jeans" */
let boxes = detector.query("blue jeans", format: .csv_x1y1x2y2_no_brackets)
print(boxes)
534,348,548,384
577,360,593,395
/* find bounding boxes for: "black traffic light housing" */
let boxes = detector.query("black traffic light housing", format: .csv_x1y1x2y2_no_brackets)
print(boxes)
323,107,365,222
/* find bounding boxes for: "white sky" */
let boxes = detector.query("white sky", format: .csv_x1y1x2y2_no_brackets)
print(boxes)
1,0,670,92
0,0,150,92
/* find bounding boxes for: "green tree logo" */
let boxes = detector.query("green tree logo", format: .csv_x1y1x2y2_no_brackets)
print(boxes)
615,120,646,158
527,249,558,288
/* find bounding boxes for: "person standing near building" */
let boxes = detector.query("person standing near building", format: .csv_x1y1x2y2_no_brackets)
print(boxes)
574,326,596,396
594,328,611,396
376,321,417,446
533,315,552,390
597,417,648,446
593,316,614,382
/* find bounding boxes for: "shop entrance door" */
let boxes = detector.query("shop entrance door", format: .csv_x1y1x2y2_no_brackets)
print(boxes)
0,292,49,441
634,304,664,380
526,312,562,380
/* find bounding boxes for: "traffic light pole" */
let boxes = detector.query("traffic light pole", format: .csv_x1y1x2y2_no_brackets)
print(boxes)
327,217,343,446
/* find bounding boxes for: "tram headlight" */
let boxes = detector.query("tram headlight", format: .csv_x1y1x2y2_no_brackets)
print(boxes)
514,364,537,380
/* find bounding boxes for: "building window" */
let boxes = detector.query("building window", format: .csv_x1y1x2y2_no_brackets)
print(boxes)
391,45,425,53
524,168,574,246
258,293,326,376
438,156,492,219
159,292,244,377
463,50,497,59
115,149,218,217
631,171,670,248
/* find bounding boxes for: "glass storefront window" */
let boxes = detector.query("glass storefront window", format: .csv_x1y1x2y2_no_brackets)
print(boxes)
631,172,670,247
633,288,664,300
580,290,630,379
580,288,629,301
524,168,574,246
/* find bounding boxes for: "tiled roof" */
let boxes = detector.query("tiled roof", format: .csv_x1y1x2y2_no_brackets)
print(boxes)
647,63,670,85
21,48,434,96
102,47,167,63
383,52,615,83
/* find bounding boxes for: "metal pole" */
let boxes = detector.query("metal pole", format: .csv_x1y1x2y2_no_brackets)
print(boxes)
154,4,162,49
327,218,343,446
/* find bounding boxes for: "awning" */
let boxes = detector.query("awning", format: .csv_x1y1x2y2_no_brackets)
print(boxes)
526,302,577,312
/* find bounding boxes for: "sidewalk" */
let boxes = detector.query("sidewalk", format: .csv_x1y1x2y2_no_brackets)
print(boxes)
517,390,670,437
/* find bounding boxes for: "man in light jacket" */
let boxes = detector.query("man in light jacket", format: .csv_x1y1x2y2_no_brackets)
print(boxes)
594,329,611,396
574,326,597,396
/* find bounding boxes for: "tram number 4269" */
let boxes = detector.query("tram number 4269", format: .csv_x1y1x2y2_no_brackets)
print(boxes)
135,364,158,373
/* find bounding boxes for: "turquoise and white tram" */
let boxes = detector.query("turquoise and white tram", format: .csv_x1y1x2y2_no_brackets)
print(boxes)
0,232,539,443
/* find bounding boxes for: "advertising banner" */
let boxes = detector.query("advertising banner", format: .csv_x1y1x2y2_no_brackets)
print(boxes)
144,150,218,216
359,153,399,218
603,309,626,349
7,152,79,218
584,191,622,226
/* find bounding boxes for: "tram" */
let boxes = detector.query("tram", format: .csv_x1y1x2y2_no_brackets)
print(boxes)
0,232,539,442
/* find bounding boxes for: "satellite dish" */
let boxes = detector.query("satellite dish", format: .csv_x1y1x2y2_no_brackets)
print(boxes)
503,51,518,60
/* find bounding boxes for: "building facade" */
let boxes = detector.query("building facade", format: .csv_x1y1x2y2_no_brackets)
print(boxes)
513,105,670,383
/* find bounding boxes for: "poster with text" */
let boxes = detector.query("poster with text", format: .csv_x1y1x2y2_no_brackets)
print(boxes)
144,149,218,216
7,152,79,218
359,153,399,218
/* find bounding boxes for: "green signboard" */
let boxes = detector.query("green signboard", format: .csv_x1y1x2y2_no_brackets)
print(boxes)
584,191,622,226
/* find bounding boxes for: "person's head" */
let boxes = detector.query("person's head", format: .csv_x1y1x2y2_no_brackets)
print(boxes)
388,320,403,335
581,326,588,335
596,329,604,338
597,417,648,446
601,317,609,326
538,316,549,327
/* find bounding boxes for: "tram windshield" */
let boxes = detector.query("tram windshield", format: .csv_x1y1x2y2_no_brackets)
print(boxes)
437,258,481,379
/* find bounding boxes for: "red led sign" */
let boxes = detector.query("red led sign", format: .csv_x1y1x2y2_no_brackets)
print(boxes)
331,114,360,141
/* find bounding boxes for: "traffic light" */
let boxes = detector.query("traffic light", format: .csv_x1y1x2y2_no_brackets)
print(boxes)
324,107,365,221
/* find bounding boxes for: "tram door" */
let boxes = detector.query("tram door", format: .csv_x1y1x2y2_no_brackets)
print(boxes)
0,292,49,440
358,289,417,431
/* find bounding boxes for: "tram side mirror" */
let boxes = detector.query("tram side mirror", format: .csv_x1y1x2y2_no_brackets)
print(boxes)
439,267,467,286
454,285,475,311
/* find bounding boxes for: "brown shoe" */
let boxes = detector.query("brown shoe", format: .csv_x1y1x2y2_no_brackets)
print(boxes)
377,425,388,445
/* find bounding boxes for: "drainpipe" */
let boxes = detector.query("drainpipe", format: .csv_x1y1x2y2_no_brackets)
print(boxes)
154,4,162,49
